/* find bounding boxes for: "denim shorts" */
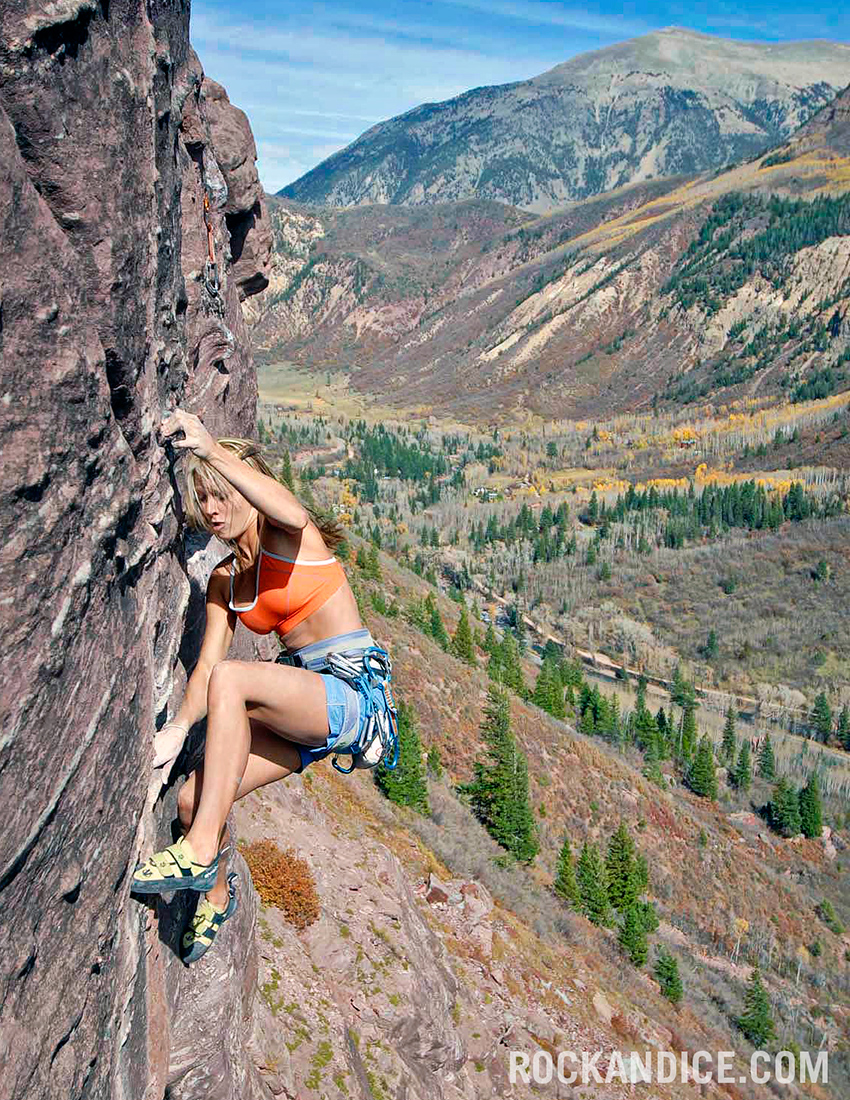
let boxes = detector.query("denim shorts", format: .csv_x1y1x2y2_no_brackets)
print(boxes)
295,673,362,773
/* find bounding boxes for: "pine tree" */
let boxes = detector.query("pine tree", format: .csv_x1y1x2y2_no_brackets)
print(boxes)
450,607,476,665
642,733,665,785
737,966,776,1047
799,773,823,839
426,745,443,779
731,741,752,792
686,736,718,799
374,699,429,814
813,692,833,743
491,632,524,695
769,778,801,837
618,905,648,966
838,705,850,751
576,842,611,926
280,449,295,490
425,593,450,650
757,734,776,779
483,621,498,654
606,821,639,912
554,834,581,908
366,544,382,581
721,705,737,765
531,657,566,719
654,947,683,1004
457,685,538,864
678,702,698,762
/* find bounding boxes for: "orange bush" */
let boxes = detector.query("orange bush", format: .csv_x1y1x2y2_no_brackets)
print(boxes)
241,839,320,930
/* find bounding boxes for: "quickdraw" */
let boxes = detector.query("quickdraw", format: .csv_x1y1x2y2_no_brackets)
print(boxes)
319,646,400,774
202,191,220,297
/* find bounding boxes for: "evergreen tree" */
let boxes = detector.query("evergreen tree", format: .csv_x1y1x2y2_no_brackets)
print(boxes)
813,692,833,743
678,703,698,762
426,744,443,779
618,905,648,966
280,449,295,490
366,544,382,581
642,733,665,785
654,947,683,1004
737,966,776,1047
799,773,823,839
686,736,718,799
374,699,429,814
576,842,612,926
489,632,525,695
769,778,801,837
731,741,752,792
757,734,776,779
450,606,476,665
636,898,659,934
457,685,538,863
721,705,737,765
838,705,850,752
483,621,498,655
606,821,639,912
553,834,581,908
533,657,566,719
425,593,450,650
704,629,719,658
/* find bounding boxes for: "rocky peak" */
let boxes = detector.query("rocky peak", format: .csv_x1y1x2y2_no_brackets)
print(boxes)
281,29,849,212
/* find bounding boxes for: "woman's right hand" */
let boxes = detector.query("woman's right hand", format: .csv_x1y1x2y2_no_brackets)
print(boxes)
152,722,188,772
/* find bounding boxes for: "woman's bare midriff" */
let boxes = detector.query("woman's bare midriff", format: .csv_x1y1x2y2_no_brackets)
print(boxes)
279,581,364,651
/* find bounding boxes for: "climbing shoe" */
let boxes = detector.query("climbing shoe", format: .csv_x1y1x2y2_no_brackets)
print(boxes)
131,835,230,895
181,873,238,965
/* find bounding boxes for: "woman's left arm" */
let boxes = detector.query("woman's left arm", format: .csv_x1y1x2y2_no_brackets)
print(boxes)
161,408,308,530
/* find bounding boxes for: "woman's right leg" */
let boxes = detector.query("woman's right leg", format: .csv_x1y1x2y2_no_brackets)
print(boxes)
177,719,302,907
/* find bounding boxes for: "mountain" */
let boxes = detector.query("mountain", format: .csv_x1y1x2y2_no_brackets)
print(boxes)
280,28,850,214
249,84,850,422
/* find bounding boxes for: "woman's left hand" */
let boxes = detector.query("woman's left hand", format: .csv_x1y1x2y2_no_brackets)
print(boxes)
160,407,216,460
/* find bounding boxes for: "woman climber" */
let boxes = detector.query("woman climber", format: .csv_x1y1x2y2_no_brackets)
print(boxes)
132,408,397,963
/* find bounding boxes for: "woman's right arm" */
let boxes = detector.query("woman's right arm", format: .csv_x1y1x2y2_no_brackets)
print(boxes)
152,565,236,770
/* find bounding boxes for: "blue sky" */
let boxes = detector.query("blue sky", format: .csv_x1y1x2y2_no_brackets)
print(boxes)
190,1,849,193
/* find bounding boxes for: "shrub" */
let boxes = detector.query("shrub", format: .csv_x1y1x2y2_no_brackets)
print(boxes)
242,838,320,929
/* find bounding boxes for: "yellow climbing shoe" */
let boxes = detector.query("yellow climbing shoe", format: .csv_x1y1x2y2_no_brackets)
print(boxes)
131,835,229,895
181,873,238,964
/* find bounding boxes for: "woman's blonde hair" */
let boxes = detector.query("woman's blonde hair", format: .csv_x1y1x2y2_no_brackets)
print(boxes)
184,437,344,568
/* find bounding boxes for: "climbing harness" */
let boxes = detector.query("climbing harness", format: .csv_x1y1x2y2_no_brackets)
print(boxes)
277,644,400,773
202,191,220,297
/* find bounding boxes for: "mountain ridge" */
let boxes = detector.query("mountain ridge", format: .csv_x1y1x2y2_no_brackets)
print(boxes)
280,28,849,213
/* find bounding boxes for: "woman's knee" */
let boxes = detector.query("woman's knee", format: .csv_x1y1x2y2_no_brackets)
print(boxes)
207,660,245,703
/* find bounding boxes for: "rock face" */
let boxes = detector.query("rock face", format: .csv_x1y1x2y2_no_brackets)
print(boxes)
281,27,849,213
0,3,270,1099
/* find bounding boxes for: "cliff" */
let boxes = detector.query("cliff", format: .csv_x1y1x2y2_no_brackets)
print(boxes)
0,2,271,1097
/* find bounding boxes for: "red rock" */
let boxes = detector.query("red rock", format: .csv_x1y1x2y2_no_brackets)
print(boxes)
0,4,270,1098
427,872,451,904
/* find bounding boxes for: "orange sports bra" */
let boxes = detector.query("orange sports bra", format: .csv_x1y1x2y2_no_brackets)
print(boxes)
228,544,347,637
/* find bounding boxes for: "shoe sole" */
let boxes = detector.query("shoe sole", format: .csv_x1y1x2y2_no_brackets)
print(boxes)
181,875,238,964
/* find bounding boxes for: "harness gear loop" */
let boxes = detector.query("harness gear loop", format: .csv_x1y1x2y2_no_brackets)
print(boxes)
316,645,399,773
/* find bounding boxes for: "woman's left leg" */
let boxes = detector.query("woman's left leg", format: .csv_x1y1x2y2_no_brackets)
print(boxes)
183,661,330,866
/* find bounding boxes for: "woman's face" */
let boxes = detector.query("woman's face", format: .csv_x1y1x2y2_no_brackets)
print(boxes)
195,480,254,539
